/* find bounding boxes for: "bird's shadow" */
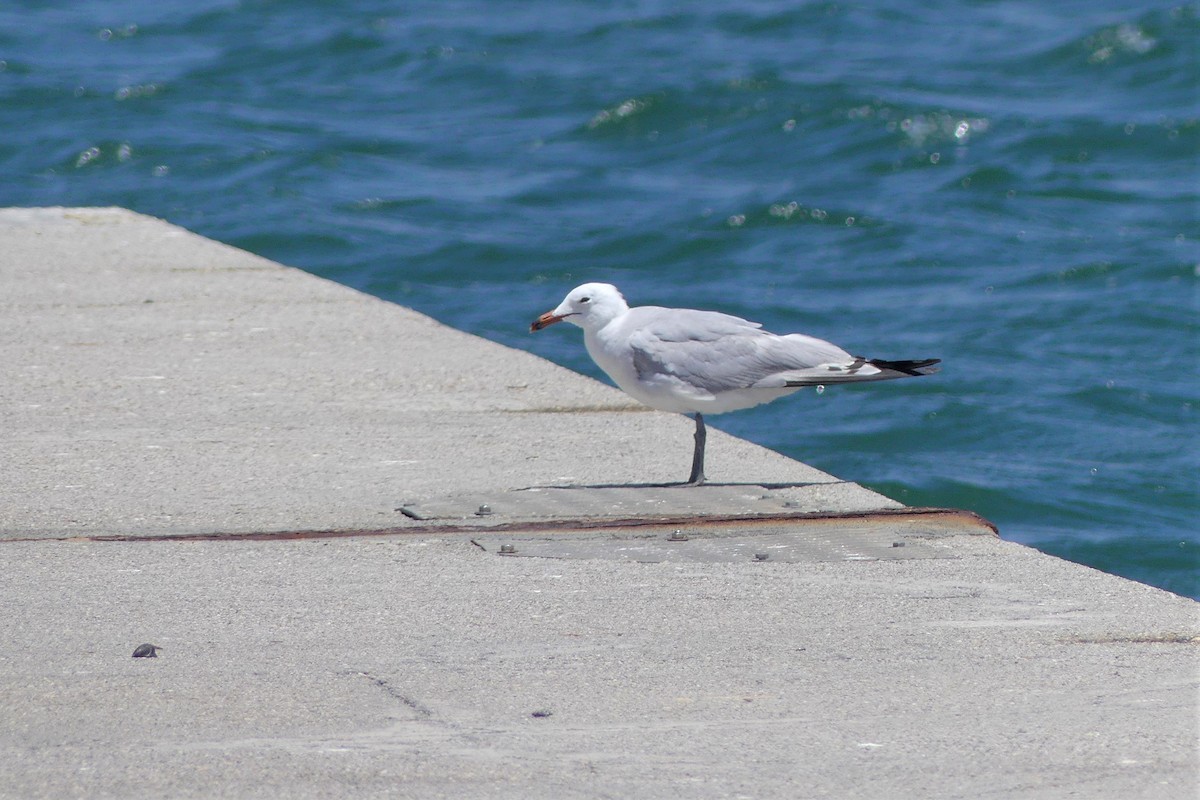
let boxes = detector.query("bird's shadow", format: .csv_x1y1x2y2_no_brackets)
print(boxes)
519,481,829,491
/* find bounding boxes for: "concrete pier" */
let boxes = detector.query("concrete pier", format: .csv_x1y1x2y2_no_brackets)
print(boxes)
1,208,1196,799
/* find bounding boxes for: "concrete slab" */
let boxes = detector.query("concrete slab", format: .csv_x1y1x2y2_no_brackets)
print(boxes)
396,484,894,522
0,207,893,541
1,208,1197,799
1,535,1196,800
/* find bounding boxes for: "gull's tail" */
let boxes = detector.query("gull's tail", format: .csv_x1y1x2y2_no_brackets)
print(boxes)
780,357,940,387
867,358,941,378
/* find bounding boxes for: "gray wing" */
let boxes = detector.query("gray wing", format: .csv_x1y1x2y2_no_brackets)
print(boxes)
625,307,856,395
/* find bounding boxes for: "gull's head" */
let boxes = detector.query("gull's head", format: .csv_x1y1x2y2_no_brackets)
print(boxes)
531,283,628,332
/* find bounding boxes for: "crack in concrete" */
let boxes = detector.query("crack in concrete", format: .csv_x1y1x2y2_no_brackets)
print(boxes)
343,670,435,718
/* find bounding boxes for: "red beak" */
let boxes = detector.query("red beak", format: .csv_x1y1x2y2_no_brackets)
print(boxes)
530,311,565,332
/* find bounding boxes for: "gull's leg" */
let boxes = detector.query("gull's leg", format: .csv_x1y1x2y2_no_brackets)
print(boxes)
685,412,706,486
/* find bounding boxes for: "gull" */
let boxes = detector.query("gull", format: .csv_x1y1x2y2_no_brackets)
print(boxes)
530,282,939,485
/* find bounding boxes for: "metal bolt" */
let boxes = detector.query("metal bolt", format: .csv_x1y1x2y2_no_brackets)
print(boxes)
475,504,493,516
754,552,770,561
667,530,689,542
498,544,517,555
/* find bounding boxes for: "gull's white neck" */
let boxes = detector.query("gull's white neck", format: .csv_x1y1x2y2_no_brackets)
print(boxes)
580,306,645,403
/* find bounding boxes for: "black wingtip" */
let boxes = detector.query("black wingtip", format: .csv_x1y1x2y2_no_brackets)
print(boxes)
869,358,941,376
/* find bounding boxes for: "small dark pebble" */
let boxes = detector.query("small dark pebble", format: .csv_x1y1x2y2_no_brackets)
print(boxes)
530,709,553,718
132,643,162,658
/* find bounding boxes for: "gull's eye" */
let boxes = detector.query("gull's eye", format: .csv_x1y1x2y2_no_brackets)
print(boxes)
579,296,591,304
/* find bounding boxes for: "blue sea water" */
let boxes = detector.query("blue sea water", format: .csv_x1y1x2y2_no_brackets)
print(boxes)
1,1,1196,598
